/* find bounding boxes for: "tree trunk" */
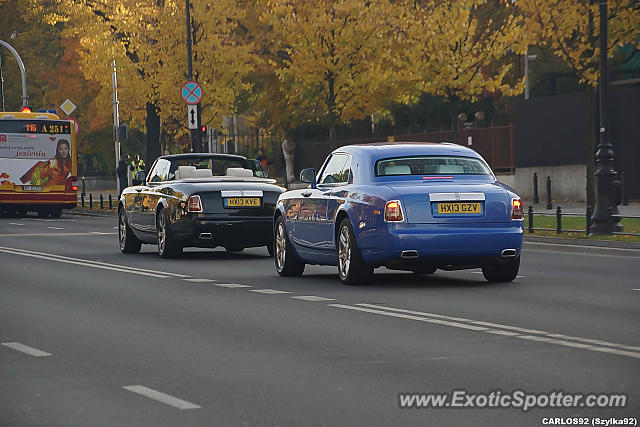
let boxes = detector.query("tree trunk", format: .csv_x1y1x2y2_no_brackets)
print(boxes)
145,102,161,171
327,73,337,145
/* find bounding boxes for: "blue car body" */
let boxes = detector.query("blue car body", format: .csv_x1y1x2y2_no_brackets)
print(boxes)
274,142,523,280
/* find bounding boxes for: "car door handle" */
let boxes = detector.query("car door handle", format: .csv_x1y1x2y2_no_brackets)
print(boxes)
301,191,312,197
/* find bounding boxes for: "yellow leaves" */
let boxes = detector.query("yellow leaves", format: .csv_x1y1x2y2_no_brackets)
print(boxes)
517,0,640,85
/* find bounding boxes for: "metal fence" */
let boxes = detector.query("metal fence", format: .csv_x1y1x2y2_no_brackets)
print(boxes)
295,125,515,173
527,205,640,236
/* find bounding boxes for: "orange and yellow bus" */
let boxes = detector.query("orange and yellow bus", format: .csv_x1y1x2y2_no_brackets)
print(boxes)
0,111,78,217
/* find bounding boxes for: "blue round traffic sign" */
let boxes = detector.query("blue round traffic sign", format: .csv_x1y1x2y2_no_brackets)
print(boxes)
180,81,203,105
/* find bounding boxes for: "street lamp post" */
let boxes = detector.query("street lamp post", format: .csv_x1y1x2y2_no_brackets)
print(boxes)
185,0,201,152
590,0,621,235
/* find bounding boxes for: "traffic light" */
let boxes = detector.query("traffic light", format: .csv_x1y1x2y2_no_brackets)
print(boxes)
200,125,207,136
20,106,32,113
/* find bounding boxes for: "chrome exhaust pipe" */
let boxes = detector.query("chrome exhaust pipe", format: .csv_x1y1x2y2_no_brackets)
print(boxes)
501,249,517,258
199,233,213,240
401,250,419,259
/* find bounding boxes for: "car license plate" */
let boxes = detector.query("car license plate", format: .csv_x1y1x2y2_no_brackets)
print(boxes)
436,202,481,214
224,197,261,208
22,185,43,191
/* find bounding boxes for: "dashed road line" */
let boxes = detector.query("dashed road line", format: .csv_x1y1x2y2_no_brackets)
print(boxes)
213,283,252,288
250,289,291,294
291,296,335,302
183,278,216,283
2,342,52,357
0,246,188,279
8,223,24,226
123,385,200,410
47,226,64,230
326,303,640,359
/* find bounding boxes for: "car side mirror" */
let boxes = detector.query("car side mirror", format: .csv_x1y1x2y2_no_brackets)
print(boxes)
300,168,316,188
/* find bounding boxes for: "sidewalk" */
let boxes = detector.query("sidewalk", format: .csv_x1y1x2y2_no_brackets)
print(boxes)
523,201,640,217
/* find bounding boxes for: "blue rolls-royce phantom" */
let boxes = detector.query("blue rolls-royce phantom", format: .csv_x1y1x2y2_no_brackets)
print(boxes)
273,142,524,285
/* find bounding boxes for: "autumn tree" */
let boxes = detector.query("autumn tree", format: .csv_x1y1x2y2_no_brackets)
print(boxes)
259,0,401,143
32,0,256,163
516,0,640,85
397,0,527,135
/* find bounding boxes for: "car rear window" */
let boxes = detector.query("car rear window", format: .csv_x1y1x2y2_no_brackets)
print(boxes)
375,156,492,176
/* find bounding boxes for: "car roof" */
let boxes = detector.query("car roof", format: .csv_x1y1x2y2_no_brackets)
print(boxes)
327,142,488,183
335,141,477,157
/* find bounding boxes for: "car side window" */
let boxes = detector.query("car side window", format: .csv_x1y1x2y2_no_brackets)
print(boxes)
148,159,171,182
318,154,351,185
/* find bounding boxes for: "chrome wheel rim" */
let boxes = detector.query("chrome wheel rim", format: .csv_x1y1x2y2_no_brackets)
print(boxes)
119,211,126,249
275,221,286,271
158,213,166,253
338,226,350,279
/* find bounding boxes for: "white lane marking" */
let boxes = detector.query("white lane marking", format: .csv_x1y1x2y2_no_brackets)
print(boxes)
524,242,640,255
213,283,252,288
351,303,640,357
9,223,24,226
330,304,489,331
250,289,291,294
632,289,640,291
123,385,200,410
0,246,190,278
47,226,64,230
90,231,112,235
0,232,117,237
291,296,335,302
2,342,52,357
183,278,216,283
0,247,168,278
358,303,640,352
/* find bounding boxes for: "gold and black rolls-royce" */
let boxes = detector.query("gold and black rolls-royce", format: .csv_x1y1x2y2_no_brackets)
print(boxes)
118,153,285,258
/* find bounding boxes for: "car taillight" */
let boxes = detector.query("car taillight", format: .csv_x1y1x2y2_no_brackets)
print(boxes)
511,198,523,220
384,200,404,222
188,195,203,213
65,177,77,192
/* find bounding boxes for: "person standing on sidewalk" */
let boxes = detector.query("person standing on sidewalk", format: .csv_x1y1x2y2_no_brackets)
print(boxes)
117,154,130,196
130,154,146,185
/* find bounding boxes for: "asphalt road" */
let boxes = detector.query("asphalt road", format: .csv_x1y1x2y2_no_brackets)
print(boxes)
0,213,638,426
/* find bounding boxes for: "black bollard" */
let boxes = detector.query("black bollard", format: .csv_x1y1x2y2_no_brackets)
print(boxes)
528,205,534,233
586,205,592,235
81,193,85,208
89,193,93,210
546,176,552,210
100,194,104,209
81,176,86,197
533,172,539,204
556,206,562,234
621,172,628,206
109,194,113,210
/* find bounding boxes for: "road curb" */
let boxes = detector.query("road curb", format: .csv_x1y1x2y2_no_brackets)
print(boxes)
524,235,640,250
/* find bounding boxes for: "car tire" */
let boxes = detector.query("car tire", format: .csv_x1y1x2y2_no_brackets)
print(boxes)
482,256,520,283
119,208,141,254
337,218,373,285
157,208,182,258
274,216,305,277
